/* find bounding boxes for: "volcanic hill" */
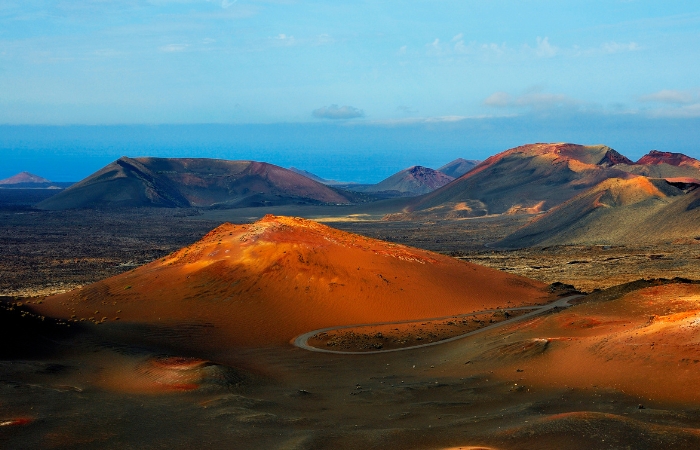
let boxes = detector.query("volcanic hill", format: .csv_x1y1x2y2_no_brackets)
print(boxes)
437,158,480,178
37,157,355,210
496,177,700,248
35,215,551,347
349,166,455,197
399,143,700,220
617,150,700,181
0,171,68,189
0,172,51,185
406,143,638,217
465,279,700,404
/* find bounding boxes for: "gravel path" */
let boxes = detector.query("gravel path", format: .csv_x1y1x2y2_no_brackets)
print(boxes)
293,294,583,355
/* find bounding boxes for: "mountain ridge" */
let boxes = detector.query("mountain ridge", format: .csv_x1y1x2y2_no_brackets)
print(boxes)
37,157,356,210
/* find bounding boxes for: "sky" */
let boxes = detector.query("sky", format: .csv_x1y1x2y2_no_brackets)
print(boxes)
1,1,700,182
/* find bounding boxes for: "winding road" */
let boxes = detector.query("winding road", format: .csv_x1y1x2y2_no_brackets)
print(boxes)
293,294,583,355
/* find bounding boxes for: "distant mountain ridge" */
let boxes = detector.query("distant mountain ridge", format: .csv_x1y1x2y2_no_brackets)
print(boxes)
398,143,700,221
346,165,455,197
0,171,70,189
437,158,480,178
0,172,52,185
37,157,357,210
495,176,700,248
637,150,700,168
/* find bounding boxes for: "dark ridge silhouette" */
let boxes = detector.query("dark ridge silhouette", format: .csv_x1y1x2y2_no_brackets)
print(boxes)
37,157,356,210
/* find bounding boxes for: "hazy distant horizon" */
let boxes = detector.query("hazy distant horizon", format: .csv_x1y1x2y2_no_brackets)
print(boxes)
3,114,700,183
3,1,699,183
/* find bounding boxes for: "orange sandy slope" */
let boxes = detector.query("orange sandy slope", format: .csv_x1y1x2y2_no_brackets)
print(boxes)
36,215,551,347
460,282,700,404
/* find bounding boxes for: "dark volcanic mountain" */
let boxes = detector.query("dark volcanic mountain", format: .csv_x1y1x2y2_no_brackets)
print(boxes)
437,158,480,178
349,166,455,197
37,157,355,210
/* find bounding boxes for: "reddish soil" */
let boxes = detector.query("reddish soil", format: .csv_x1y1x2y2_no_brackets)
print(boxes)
438,282,700,404
637,150,700,168
34,215,552,347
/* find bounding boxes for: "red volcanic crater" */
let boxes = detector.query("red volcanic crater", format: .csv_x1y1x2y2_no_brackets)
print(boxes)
637,150,700,168
35,215,551,347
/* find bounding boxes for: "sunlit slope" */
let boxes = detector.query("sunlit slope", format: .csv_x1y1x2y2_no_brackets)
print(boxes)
409,143,636,216
462,281,700,404
36,215,550,347
496,177,700,247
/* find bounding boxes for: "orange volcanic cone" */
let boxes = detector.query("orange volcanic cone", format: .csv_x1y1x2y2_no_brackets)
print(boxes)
37,216,551,347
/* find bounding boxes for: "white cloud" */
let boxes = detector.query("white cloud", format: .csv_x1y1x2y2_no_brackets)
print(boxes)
483,92,512,107
479,42,506,56
529,36,558,58
483,89,579,110
639,89,694,104
516,92,575,108
272,33,295,45
453,40,469,54
159,43,188,52
601,41,640,54
647,103,700,118
312,104,365,120
639,90,700,117
93,48,126,57
423,36,643,61
366,115,500,126
397,105,417,114
314,33,332,44
149,0,237,7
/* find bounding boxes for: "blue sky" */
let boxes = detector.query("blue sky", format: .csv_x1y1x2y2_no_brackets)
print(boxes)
1,1,700,181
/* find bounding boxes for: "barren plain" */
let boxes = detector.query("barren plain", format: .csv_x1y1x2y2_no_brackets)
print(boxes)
3,194,700,449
